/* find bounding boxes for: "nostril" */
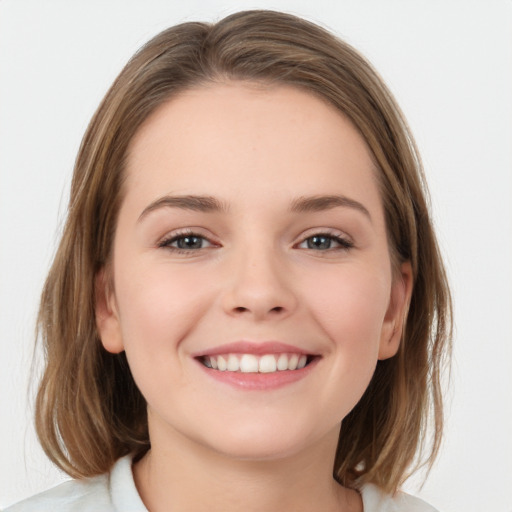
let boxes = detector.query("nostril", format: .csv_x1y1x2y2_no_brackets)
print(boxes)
232,305,285,314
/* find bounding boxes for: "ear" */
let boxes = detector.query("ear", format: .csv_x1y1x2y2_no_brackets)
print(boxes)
95,267,124,354
378,261,413,360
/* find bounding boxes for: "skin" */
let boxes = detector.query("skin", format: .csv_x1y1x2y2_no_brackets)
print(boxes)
96,82,412,512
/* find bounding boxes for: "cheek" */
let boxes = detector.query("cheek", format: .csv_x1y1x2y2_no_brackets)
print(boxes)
305,263,391,352
113,261,214,352
303,265,391,415
112,263,214,402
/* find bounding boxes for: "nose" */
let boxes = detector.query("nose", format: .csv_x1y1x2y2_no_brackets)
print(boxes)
221,244,298,321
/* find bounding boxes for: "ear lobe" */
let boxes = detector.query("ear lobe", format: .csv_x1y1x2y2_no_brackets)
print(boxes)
378,261,413,360
95,268,124,354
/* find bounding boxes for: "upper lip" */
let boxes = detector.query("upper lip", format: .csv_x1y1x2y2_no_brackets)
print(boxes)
192,341,316,358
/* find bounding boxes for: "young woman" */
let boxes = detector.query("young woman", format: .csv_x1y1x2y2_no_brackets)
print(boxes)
6,10,451,512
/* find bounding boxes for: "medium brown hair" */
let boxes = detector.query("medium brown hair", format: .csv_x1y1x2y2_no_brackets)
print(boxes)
35,10,451,493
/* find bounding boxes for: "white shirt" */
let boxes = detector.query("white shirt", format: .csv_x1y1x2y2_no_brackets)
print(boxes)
5,455,439,511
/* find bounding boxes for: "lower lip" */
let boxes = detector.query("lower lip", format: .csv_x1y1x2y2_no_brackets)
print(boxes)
195,357,319,390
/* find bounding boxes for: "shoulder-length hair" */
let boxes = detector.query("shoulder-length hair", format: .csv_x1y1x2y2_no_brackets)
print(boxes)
35,10,451,493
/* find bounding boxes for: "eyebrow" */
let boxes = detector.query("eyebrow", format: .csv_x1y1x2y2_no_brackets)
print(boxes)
138,193,371,222
290,194,372,221
138,194,228,221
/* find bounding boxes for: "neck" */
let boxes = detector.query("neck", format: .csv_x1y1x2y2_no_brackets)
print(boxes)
133,421,362,512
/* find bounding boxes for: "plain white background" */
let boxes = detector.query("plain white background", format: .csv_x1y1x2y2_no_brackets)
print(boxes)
1,1,511,510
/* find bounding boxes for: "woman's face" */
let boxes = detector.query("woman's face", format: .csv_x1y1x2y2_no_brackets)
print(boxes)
96,82,411,461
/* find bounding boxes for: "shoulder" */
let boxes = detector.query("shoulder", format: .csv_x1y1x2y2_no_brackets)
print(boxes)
4,474,112,512
360,483,439,512
4,455,147,512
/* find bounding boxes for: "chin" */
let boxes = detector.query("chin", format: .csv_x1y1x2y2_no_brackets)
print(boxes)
195,420,325,463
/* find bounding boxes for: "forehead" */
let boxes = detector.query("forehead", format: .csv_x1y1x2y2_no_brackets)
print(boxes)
124,82,382,217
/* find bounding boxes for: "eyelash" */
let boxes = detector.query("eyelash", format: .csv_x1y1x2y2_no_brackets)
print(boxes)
157,229,216,255
296,233,354,252
157,230,354,254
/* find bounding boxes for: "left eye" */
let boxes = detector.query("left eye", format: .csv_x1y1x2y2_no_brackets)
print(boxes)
298,234,353,251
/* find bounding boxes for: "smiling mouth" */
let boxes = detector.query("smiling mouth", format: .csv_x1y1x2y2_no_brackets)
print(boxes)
198,353,316,373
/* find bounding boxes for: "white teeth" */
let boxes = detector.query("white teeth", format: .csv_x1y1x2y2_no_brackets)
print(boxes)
288,353,299,370
227,354,239,371
240,354,259,373
202,353,311,373
259,354,277,373
217,355,227,371
277,353,289,371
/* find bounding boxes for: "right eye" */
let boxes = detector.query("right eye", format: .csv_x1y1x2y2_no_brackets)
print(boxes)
158,230,216,253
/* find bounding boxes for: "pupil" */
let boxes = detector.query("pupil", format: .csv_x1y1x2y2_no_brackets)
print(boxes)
308,236,331,250
178,236,202,249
